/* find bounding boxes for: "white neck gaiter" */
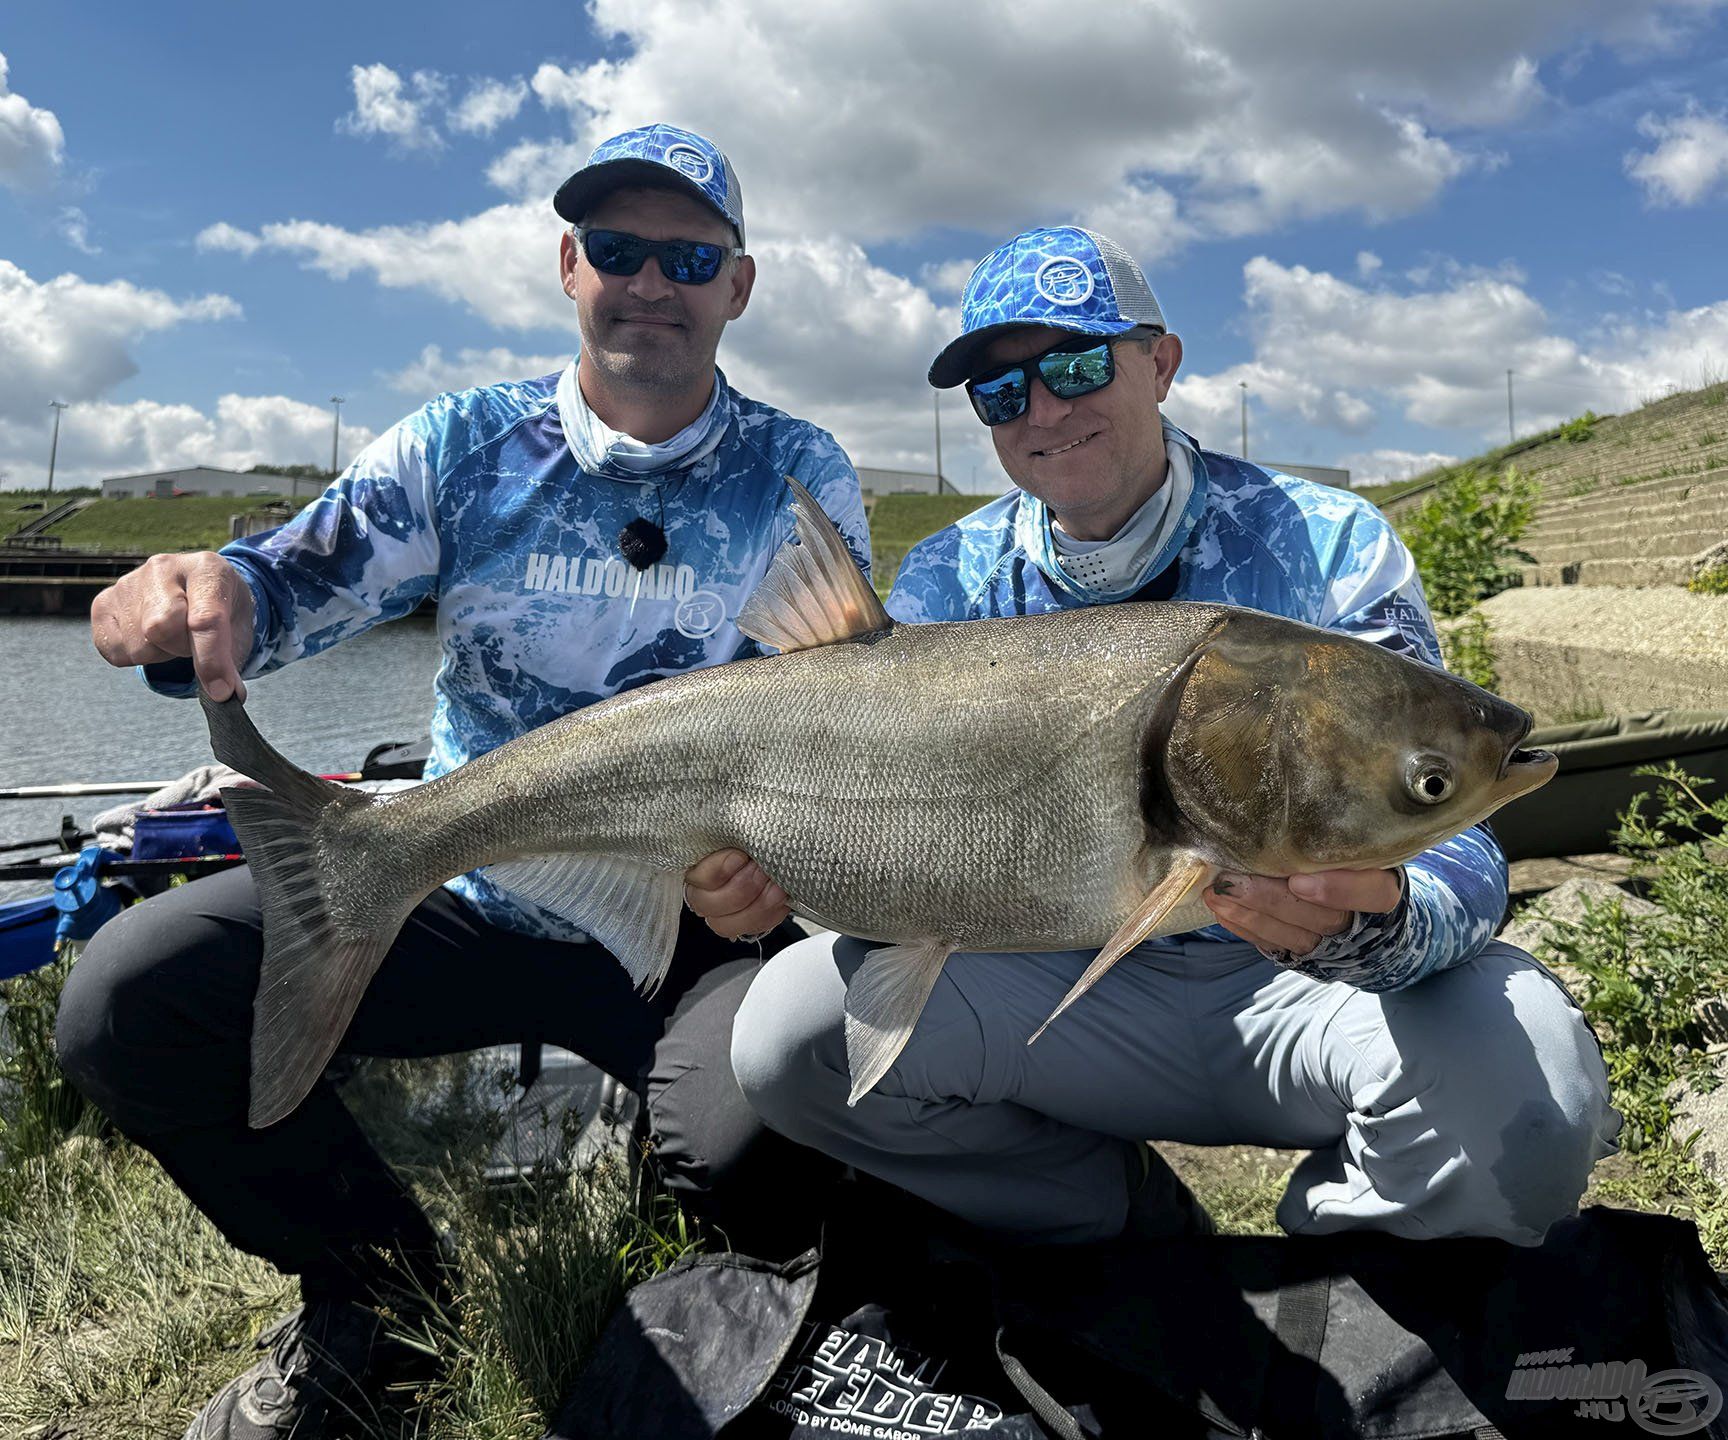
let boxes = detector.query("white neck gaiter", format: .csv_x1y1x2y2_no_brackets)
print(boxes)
1046,438,1195,596
557,359,730,483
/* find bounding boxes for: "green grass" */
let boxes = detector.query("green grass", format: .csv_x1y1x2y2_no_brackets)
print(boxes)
868,492,992,597
49,497,258,553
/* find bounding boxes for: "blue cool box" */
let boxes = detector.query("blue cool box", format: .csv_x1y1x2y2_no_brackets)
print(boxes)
0,894,57,981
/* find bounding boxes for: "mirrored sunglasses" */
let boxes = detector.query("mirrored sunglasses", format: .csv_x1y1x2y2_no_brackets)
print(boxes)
577,227,743,286
966,336,1137,426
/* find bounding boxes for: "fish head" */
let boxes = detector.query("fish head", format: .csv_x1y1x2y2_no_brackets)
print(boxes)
1147,611,1556,874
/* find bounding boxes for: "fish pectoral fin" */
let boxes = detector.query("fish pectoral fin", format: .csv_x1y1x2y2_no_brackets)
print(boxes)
1028,854,1217,1046
842,938,954,1107
736,475,892,654
486,853,684,994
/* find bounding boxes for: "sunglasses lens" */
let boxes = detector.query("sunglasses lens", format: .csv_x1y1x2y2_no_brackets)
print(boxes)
583,229,647,276
968,368,1030,426
658,240,725,285
1038,342,1113,398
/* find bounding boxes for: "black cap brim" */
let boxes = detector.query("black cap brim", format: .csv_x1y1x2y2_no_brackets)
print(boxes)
553,157,738,241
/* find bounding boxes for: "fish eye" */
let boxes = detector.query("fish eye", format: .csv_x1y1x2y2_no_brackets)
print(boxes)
1405,755,1455,806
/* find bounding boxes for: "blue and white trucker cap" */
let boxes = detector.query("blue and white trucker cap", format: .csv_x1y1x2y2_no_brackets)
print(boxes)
928,226,1166,388
553,123,745,247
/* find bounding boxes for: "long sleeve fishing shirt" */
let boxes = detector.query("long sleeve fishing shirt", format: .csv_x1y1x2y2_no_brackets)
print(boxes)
143,363,868,942
887,420,1507,992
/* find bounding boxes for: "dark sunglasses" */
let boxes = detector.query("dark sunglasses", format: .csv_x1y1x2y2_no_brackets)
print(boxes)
965,333,1154,426
576,226,743,286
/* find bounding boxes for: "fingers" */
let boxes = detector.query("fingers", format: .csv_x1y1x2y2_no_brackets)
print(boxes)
683,849,791,940
1203,871,1348,957
90,553,251,699
1288,868,1402,916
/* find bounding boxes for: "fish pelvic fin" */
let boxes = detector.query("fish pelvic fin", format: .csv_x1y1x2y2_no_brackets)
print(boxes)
843,938,954,1106
1028,854,1218,1046
484,853,684,994
200,695,405,1130
737,475,892,654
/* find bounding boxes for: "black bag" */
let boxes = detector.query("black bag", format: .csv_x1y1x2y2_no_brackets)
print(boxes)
550,1186,1728,1440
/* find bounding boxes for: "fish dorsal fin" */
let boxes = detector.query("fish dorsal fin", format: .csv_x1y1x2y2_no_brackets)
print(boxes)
1028,852,1217,1044
842,937,954,1106
737,475,892,653
486,853,684,994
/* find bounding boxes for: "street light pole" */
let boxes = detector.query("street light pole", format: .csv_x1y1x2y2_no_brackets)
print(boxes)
329,396,345,479
47,401,67,493
1506,370,1514,445
1238,381,1248,459
933,389,946,495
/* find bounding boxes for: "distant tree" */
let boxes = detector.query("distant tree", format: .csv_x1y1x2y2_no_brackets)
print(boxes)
247,463,336,481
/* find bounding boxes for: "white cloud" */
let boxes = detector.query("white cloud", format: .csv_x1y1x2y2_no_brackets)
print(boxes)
1168,254,1728,451
1356,251,1383,278
58,206,98,255
918,257,977,299
195,204,567,330
0,261,240,421
384,344,570,395
449,78,529,137
0,50,66,191
196,221,263,257
0,395,379,491
1336,448,1458,487
1627,107,1728,206
337,63,445,151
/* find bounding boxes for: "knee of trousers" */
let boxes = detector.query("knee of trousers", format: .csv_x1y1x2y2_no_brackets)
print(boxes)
1365,942,1621,1241
53,897,246,1131
730,933,854,1146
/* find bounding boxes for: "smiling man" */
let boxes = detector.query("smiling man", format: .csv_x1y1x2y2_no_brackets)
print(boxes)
696,225,1621,1252
64,123,867,1440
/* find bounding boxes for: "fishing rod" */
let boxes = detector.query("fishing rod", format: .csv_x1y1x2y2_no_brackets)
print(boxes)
0,781,176,801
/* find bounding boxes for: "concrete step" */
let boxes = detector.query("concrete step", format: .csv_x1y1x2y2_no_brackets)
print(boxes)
1517,556,1699,588
1527,504,1728,549
1524,528,1725,565
1526,466,1728,524
1477,585,1728,721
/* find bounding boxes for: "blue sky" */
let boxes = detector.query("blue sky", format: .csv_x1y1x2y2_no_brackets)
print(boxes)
3,1,1727,494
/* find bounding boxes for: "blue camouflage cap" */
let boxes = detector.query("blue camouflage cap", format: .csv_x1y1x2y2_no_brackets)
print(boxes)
554,123,745,247
928,226,1166,388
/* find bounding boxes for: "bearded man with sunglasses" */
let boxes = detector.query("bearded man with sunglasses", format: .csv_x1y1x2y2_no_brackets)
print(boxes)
66,122,868,1440
695,225,1617,1251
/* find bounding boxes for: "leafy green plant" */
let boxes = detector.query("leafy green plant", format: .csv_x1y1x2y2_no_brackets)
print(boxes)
1561,411,1599,443
1440,608,1497,689
1397,463,1539,620
1690,565,1728,596
1536,767,1728,1153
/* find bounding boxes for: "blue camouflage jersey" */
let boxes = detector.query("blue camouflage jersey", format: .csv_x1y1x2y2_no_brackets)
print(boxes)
145,363,868,942
889,419,1506,992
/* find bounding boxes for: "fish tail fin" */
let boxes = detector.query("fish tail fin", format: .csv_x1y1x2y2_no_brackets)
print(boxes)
201,694,409,1129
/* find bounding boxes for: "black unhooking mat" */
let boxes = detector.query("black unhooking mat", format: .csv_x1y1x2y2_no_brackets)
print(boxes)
548,1183,1728,1440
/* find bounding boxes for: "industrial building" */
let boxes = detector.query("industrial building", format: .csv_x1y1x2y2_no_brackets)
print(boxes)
98,466,324,501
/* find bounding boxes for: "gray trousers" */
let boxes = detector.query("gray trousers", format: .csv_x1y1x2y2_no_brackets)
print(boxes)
731,933,1622,1246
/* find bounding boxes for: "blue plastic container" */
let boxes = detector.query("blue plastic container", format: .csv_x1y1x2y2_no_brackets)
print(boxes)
0,894,58,981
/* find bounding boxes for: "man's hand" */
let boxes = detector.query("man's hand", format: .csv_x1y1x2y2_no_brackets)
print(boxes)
684,849,790,940
1201,868,1401,958
90,552,256,702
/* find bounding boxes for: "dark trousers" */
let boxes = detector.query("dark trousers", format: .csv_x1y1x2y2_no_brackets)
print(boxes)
54,865,832,1301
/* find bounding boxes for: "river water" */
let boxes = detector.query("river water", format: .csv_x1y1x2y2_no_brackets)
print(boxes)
0,615,444,899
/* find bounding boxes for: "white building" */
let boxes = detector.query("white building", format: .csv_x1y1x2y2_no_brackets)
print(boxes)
99,466,323,501
857,466,954,497
1263,461,1351,488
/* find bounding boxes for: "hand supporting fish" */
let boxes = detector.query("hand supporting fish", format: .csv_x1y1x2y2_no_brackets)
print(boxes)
200,477,1556,1128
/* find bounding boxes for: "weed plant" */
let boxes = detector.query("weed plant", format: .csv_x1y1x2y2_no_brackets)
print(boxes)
1689,565,1728,597
1398,464,1537,622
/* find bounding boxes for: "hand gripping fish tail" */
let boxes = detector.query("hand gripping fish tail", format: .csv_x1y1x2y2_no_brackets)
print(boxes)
201,693,408,1129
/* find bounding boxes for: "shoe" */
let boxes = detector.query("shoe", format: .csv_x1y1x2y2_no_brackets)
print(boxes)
1124,1142,1216,1239
181,1296,439,1439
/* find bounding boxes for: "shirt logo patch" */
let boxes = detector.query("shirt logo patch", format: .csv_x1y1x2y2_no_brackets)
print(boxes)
674,589,727,639
1034,256,1095,306
664,144,714,184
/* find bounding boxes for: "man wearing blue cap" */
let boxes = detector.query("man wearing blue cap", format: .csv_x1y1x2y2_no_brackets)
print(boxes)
66,123,867,1439
696,226,1618,1249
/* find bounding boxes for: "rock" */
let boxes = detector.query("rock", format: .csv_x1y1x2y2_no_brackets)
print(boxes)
1672,1062,1728,1178
1497,876,1662,996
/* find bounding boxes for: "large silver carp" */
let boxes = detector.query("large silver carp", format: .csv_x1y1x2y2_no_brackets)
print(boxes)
202,479,1556,1128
